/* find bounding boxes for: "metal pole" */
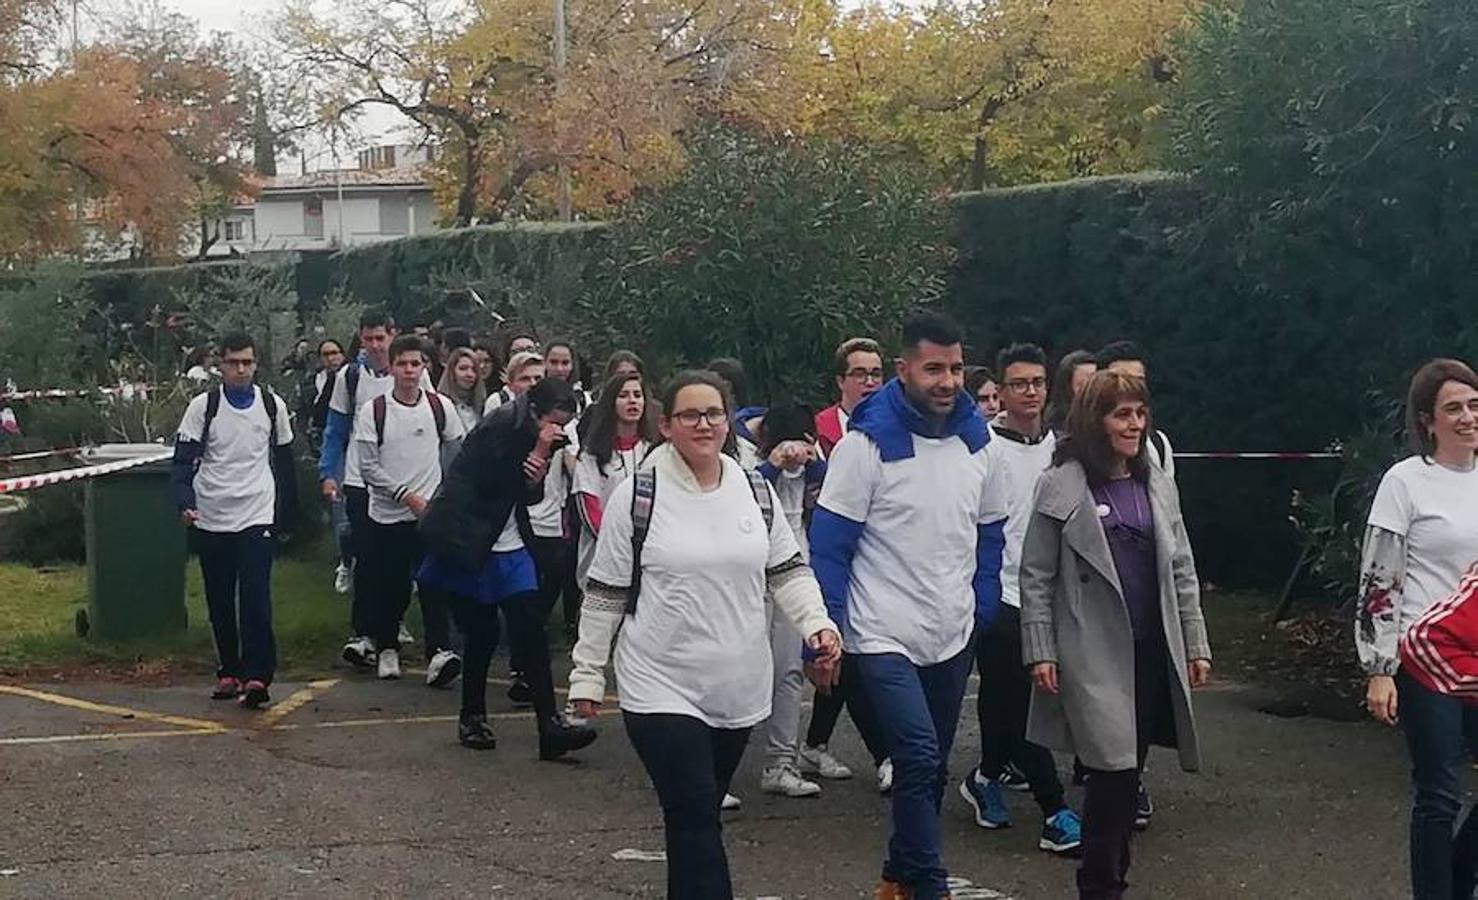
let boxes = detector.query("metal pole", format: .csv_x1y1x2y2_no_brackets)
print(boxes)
554,0,572,222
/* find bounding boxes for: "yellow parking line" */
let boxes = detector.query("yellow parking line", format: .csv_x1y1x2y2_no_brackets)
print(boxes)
256,679,340,728
0,684,227,733
0,728,223,747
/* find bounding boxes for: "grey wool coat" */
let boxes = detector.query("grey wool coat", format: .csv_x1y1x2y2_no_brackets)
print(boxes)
1019,460,1212,773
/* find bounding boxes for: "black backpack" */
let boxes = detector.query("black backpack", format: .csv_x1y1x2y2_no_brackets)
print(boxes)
626,466,774,615
369,391,450,445
198,385,296,532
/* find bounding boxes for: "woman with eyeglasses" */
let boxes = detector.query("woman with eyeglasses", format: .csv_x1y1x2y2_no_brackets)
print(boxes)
568,370,842,900
1356,359,1478,899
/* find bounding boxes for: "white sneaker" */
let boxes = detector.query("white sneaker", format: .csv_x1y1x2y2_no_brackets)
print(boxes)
397,623,414,646
721,792,742,811
799,744,854,780
378,647,401,680
333,563,351,595
877,758,894,794
425,649,461,688
563,700,589,728
762,764,822,798
341,636,374,669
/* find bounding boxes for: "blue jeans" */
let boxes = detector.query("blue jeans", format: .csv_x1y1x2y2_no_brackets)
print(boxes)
1398,669,1478,900
194,526,276,685
856,641,976,898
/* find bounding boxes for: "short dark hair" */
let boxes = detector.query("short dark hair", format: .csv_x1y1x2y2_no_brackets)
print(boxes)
662,369,735,419
389,334,429,362
901,311,963,353
1096,340,1144,370
528,376,578,416
219,331,255,355
834,337,883,376
996,343,1047,375
441,327,472,351
757,400,817,456
603,349,645,382
1406,359,1478,460
1046,349,1096,431
359,309,395,333
706,357,749,407
317,338,343,355
545,338,575,357
965,366,996,396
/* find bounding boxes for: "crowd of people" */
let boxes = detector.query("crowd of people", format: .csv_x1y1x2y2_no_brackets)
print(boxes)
168,306,1477,899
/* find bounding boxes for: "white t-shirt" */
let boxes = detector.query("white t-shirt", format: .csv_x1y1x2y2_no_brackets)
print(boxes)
177,387,294,533
352,390,466,525
588,457,802,728
818,430,1008,665
1367,456,1478,628
329,362,431,488
572,440,650,585
985,425,1056,608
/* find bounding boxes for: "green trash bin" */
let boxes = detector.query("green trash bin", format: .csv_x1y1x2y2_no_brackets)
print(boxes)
84,457,188,641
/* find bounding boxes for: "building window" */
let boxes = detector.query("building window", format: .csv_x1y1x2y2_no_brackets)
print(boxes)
303,197,324,238
378,195,409,235
223,219,247,242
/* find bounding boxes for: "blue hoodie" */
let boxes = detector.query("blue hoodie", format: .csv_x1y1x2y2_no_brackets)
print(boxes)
808,378,1005,638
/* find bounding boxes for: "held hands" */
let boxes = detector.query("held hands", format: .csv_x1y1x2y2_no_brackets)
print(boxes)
321,478,340,501
1188,658,1212,689
403,492,429,519
1366,674,1398,725
180,509,200,526
805,629,843,691
572,699,600,720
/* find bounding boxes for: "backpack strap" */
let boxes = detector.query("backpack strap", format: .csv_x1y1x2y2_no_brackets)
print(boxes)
200,386,222,450
426,391,448,442
1150,431,1167,469
372,394,388,446
628,468,657,616
262,388,279,453
344,363,363,422
744,468,775,533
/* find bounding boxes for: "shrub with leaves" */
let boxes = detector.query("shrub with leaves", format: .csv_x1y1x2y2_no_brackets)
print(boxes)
0,261,102,390
583,128,953,403
172,262,301,383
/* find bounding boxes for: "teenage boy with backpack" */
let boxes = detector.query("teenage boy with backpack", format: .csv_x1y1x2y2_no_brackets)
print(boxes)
171,331,297,708
355,335,467,682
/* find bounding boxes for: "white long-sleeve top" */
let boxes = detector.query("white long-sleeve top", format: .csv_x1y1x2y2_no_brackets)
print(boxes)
568,443,835,727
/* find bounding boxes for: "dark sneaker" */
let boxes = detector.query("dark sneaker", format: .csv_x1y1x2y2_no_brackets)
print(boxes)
959,767,1011,829
239,680,270,709
1134,784,1154,831
538,716,597,761
1040,808,1083,855
341,636,375,670
506,677,534,708
426,650,462,688
458,715,497,750
999,761,1031,793
211,676,242,700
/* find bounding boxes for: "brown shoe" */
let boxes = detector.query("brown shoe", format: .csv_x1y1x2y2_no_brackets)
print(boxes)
874,881,912,900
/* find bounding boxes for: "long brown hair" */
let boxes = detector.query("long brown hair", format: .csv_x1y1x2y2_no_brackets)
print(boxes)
578,373,660,474
1407,358,1478,460
437,346,487,410
1053,370,1152,484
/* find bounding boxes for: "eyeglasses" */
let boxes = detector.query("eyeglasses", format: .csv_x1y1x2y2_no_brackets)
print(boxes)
846,368,886,383
670,407,728,428
1004,377,1047,394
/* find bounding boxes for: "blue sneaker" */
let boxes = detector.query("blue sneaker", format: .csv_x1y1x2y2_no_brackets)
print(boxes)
959,767,1011,829
1040,808,1083,855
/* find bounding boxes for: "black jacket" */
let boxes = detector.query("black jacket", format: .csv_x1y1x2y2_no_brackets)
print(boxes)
419,393,545,571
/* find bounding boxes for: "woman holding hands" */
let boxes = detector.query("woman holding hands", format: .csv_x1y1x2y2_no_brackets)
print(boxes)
568,370,841,900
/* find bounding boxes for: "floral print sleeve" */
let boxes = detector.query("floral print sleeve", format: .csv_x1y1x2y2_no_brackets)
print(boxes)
1355,525,1407,677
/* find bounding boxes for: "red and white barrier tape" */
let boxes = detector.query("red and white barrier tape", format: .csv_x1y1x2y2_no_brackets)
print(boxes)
0,384,151,402
0,451,171,494
1175,452,1340,460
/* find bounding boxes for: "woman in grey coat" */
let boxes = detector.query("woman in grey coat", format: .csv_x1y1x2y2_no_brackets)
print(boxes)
1019,370,1212,900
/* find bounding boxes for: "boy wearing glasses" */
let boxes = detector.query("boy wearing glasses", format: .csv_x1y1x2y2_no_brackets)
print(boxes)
958,343,1083,855
171,332,296,708
815,337,886,459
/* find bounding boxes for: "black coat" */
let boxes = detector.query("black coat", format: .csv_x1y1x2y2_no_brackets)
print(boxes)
419,394,545,571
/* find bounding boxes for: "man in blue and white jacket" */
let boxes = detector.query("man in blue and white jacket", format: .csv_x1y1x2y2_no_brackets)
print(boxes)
810,311,1008,900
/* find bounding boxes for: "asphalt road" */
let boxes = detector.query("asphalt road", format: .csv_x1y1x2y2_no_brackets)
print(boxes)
0,661,1415,899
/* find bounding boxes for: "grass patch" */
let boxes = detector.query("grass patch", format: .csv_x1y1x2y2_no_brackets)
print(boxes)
0,544,349,680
